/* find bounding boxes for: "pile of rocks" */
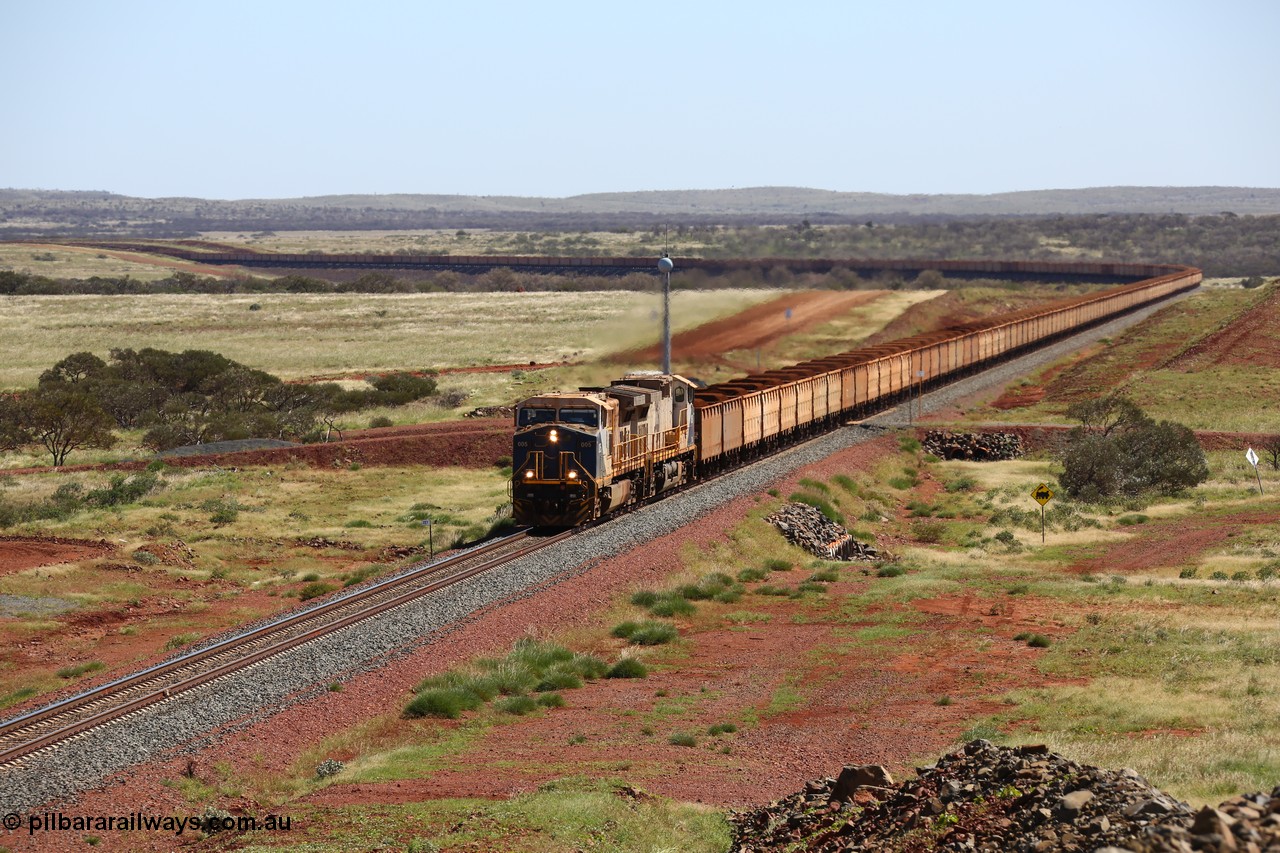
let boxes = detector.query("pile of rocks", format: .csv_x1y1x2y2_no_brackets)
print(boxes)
923,430,1024,461
765,502,879,562
730,739,1280,852
464,405,515,419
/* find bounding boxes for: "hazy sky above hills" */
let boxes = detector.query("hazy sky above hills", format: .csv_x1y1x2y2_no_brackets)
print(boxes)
5,0,1278,200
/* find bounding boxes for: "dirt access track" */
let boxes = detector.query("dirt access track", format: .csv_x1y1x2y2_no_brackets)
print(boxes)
615,290,884,365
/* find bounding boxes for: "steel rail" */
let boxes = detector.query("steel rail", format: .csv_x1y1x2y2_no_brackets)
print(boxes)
0,530,570,767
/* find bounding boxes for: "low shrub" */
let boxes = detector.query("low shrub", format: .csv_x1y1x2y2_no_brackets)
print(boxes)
876,564,906,578
534,666,583,691
790,492,841,523
627,622,679,646
668,732,697,747
536,692,565,708
831,474,858,494
630,590,658,607
648,595,697,617
1013,632,1051,648
495,695,538,715
764,558,792,572
911,520,946,544
56,661,105,679
611,621,642,639
606,658,648,679
569,653,609,679
737,566,768,582
405,687,483,719
299,581,337,601
164,632,199,651
708,722,738,735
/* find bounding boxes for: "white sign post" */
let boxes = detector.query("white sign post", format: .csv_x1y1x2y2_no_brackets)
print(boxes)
1246,447,1263,495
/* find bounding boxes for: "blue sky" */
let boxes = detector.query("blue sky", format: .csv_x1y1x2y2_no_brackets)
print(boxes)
4,0,1277,199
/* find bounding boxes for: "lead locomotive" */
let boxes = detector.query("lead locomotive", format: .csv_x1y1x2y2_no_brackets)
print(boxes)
512,372,698,527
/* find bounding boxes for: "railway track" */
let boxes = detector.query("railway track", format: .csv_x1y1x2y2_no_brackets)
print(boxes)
0,529,570,769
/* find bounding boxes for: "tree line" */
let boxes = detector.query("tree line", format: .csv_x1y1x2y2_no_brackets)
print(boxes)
0,348,441,466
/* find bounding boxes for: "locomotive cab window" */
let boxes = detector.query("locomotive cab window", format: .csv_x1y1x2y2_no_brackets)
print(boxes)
559,408,599,427
518,407,557,427
673,386,686,403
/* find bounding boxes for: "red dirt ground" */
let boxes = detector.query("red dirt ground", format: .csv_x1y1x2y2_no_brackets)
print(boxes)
9,435,1092,853
0,536,112,575
1167,285,1280,371
2,419,513,476
297,363,570,383
614,291,883,366
1069,508,1280,575
19,243,240,279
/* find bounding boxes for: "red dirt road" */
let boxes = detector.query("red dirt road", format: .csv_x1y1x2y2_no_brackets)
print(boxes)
615,290,883,365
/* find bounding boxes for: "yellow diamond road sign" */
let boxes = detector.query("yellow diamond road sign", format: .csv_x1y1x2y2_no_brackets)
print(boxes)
1032,483,1054,506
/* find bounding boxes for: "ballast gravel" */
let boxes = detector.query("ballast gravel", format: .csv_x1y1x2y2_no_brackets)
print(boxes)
0,291,1189,815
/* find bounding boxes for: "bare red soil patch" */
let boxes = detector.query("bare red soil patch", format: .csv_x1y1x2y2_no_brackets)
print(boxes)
26,243,239,279
614,291,882,365
0,536,112,574
862,290,1044,347
1069,508,1280,575
3,418,513,476
298,363,568,383
1167,286,1280,371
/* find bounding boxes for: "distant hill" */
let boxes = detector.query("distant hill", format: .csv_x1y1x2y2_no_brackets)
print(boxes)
1,186,1278,237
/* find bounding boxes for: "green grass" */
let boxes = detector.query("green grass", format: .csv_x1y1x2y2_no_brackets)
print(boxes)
963,286,1280,432
0,289,775,391
605,658,648,679
611,620,679,646
55,661,105,679
242,777,730,852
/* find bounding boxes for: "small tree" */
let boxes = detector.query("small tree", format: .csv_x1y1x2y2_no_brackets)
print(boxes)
1065,393,1146,437
1264,436,1280,472
21,389,117,466
1058,397,1208,499
0,395,29,451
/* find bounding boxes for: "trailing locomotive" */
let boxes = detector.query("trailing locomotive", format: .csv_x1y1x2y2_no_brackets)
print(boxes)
512,262,1203,528
512,372,698,526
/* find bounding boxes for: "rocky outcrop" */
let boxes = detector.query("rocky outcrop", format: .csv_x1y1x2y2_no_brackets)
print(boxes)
765,503,879,561
730,739,1280,852
923,430,1024,461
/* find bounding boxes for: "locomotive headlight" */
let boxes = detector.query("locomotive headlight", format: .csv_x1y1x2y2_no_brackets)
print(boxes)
524,470,534,479
549,429,559,443
567,470,578,480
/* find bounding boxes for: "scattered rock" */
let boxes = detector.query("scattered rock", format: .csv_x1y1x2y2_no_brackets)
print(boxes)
922,430,1023,461
765,502,878,561
464,406,514,419
727,739,1280,852
293,537,363,551
832,764,895,801
314,759,345,779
